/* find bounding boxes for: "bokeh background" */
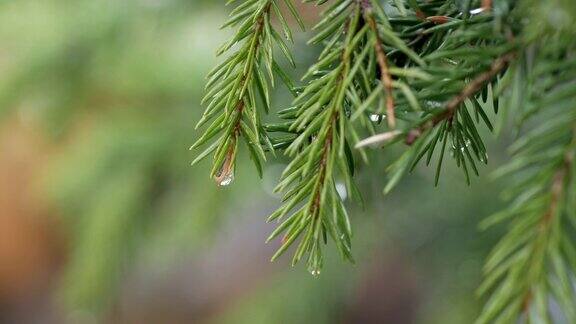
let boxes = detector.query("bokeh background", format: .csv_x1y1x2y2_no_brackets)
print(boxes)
0,1,512,323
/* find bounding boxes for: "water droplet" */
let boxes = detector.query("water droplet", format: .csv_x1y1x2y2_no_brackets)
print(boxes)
424,100,443,109
217,171,234,186
465,139,471,147
370,114,384,122
215,153,235,186
335,182,348,201
308,266,321,277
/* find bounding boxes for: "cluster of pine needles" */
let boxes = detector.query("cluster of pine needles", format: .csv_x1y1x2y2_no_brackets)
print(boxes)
193,0,576,322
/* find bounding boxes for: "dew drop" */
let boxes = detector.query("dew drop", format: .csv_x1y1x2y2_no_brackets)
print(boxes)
370,114,384,122
480,153,488,164
217,171,234,186
335,182,348,201
424,100,443,109
215,151,235,187
308,266,321,277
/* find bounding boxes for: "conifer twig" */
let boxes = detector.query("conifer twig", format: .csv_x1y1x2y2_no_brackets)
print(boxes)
268,2,367,273
361,0,396,128
406,51,515,144
444,52,515,116
192,0,303,184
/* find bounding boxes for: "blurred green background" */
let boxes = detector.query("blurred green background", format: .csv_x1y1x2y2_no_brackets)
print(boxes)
0,1,510,323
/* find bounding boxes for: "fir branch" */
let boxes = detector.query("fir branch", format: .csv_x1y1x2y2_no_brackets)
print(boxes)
444,52,514,119
267,0,432,273
195,11,576,324
355,1,519,191
413,51,515,141
191,0,302,185
477,40,576,323
361,0,396,128
362,50,515,149
478,127,576,324
267,2,365,274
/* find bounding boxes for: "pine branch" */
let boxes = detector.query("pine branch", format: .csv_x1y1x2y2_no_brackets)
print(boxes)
361,0,396,128
191,0,303,185
357,50,515,149
477,38,576,323
267,0,430,273
444,52,514,119
195,11,576,324
358,7,513,191
267,2,365,274
408,51,516,142
478,128,576,323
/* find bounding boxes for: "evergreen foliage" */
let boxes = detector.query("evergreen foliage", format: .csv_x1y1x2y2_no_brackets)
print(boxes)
194,0,576,322
191,0,304,184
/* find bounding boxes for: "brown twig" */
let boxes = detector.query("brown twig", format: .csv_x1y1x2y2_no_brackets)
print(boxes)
213,3,271,184
361,2,396,128
519,128,576,314
310,116,335,216
482,0,492,10
214,143,236,185
405,52,515,145
445,52,515,115
426,16,450,24
309,5,360,216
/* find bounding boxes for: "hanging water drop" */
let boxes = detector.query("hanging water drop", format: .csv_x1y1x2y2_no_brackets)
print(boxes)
450,144,457,157
215,148,235,186
308,266,321,277
217,171,234,186
424,100,443,109
335,182,348,201
480,152,489,164
370,114,384,122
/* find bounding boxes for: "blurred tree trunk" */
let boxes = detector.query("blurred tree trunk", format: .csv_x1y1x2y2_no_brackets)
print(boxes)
0,118,63,323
